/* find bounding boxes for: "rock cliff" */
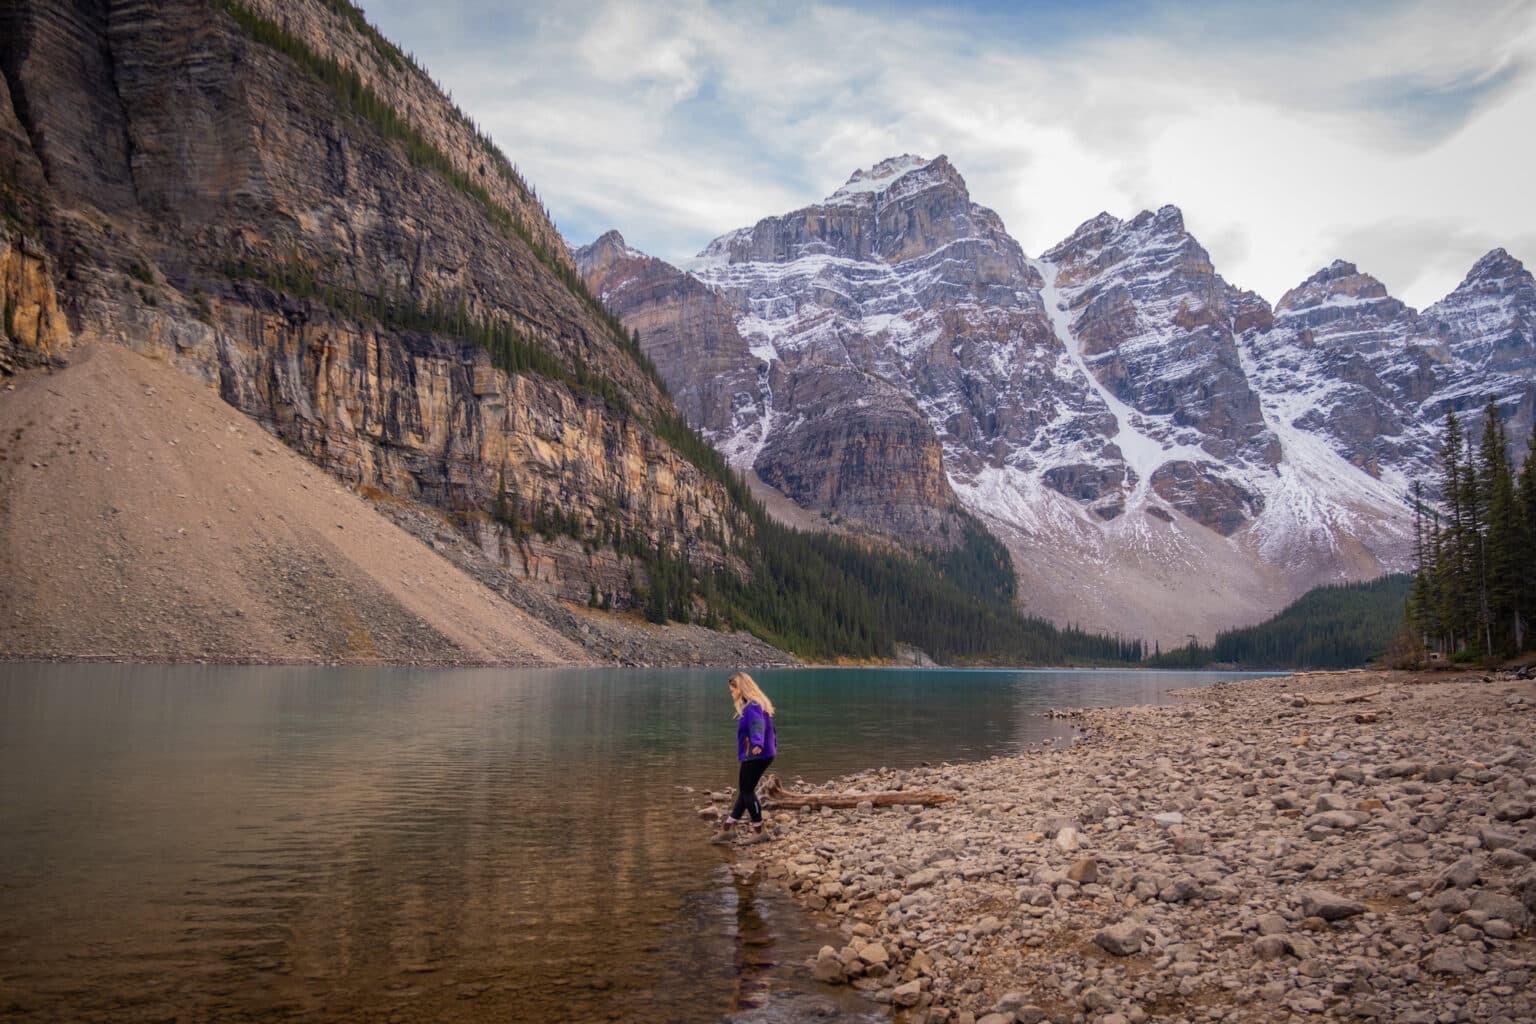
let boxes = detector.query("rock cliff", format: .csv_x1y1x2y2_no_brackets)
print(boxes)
0,0,741,613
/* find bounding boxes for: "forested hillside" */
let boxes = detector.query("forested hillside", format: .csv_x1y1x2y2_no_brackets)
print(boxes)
1150,575,1414,669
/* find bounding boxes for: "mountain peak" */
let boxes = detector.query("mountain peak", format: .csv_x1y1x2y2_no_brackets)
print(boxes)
1458,247,1530,289
1276,260,1401,317
573,229,651,271
826,154,964,204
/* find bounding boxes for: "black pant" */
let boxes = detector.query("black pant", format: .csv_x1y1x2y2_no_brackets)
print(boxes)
730,757,773,823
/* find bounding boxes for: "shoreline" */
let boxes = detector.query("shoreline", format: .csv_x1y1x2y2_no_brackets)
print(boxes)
739,669,1536,1023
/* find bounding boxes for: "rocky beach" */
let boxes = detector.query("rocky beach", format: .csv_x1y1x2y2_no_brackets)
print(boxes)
733,669,1536,1023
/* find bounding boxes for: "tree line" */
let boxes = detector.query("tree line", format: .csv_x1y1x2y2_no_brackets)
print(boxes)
1409,402,1536,660
1148,575,1413,670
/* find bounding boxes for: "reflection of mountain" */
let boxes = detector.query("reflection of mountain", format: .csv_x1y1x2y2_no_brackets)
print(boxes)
581,156,1536,644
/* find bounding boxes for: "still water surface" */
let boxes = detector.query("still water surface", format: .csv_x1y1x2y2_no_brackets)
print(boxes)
0,664,1270,1022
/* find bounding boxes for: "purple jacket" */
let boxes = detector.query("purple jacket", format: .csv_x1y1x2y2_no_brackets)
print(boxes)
737,701,777,761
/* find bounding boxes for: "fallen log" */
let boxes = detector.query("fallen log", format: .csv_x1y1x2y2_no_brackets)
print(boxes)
709,776,953,810
763,788,953,810
1291,689,1381,707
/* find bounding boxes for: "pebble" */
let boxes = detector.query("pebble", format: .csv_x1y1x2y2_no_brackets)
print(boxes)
755,671,1535,1023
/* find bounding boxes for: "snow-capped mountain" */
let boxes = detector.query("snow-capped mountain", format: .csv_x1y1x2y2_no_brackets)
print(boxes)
579,156,1536,644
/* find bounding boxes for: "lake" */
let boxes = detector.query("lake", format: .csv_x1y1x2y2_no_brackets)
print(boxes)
0,664,1273,1022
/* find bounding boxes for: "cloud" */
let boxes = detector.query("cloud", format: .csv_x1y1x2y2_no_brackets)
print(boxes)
363,0,1536,307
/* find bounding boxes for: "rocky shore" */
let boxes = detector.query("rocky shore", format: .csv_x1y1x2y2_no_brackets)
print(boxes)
742,670,1536,1023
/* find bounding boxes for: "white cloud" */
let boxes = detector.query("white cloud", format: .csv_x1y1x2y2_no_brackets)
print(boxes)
366,0,1536,308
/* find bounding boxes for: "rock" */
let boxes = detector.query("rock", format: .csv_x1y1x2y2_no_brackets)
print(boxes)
1256,912,1289,935
1299,890,1365,921
1067,857,1099,884
858,942,891,967
1422,948,1471,975
1253,935,1292,960
1480,826,1520,850
1152,811,1185,827
1494,800,1534,822
1094,922,1148,956
1055,826,1081,852
1471,892,1530,932
1172,831,1207,855
1310,810,1365,830
1158,879,1200,903
1439,857,1482,889
893,980,922,1007
814,945,846,983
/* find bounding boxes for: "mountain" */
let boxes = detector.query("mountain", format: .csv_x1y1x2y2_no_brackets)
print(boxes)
2,4,1169,668
0,0,779,662
582,156,1536,645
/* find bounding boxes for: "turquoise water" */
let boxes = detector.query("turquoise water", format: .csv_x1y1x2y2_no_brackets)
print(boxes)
0,664,1271,1022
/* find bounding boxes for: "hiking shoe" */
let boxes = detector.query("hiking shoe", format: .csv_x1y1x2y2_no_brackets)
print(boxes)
708,824,737,845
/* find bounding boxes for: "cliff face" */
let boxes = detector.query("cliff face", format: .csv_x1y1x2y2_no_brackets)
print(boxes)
574,230,760,439
0,0,739,608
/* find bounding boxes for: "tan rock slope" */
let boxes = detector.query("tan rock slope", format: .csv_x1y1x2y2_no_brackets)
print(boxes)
0,343,590,665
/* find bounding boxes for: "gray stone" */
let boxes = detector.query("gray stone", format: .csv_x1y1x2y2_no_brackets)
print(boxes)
1471,891,1530,931
1256,912,1289,935
973,915,1004,937
1422,948,1471,975
892,980,922,1007
1427,888,1470,913
1439,857,1481,889
1310,810,1365,830
1300,889,1365,921
1158,879,1200,903
1094,921,1148,956
1173,831,1207,855
1152,811,1185,827
1485,919,1516,939
1480,826,1520,850
1253,935,1292,959
1494,800,1534,822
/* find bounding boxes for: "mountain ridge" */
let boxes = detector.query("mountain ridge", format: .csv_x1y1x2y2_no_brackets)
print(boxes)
581,153,1535,644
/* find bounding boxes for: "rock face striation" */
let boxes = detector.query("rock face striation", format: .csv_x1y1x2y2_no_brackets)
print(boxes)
0,0,744,614
584,156,1536,643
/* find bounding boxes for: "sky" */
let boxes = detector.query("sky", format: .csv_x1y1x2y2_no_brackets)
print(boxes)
365,0,1536,309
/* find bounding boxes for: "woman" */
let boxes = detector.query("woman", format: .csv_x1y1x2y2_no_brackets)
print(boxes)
710,672,777,844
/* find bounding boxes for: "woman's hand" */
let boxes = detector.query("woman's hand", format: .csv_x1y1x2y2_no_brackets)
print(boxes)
751,745,762,756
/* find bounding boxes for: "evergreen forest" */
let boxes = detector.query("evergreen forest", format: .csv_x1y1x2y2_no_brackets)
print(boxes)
1149,575,1413,670
1408,402,1536,661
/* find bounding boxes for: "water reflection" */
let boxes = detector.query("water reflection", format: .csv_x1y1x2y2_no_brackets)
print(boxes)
0,663,1269,1022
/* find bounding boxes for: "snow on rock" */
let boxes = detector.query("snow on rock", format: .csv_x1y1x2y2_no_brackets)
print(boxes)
580,156,1536,643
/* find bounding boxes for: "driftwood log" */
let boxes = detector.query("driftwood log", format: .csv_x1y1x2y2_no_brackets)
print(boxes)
1291,689,1382,707
711,775,952,810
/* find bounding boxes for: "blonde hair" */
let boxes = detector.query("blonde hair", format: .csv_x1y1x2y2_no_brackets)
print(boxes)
728,671,775,718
